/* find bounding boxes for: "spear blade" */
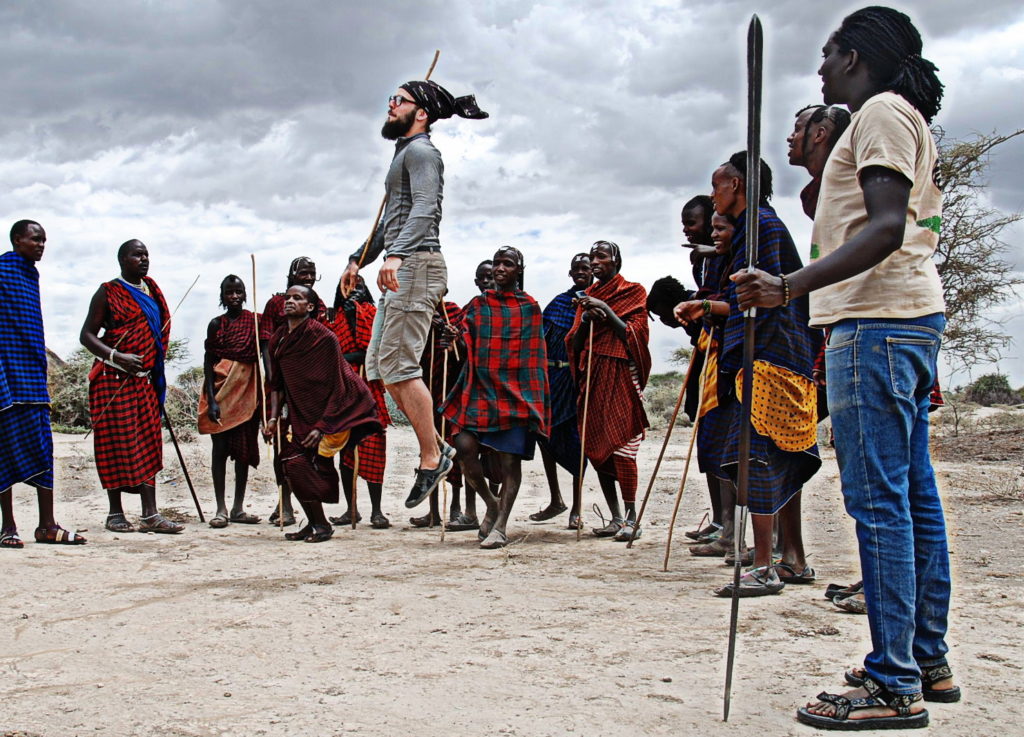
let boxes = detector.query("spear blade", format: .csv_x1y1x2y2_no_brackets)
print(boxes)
723,13,762,722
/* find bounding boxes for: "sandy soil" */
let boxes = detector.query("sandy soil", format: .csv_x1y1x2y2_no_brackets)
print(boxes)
2,418,1021,737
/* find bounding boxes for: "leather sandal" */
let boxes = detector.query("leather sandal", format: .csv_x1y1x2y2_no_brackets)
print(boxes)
34,526,87,545
137,514,184,534
104,514,135,533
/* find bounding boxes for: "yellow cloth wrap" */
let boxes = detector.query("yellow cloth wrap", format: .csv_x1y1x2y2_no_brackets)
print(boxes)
317,429,351,458
735,360,818,452
697,328,718,418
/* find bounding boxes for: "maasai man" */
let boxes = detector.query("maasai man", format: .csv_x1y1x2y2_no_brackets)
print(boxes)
680,153,821,595
263,286,380,543
736,7,954,728
788,104,852,220
410,296,467,529
440,246,549,549
530,252,592,529
198,275,261,529
260,256,326,525
676,213,750,563
0,220,85,548
340,79,488,509
81,240,182,534
327,276,393,529
567,241,651,542
473,259,495,293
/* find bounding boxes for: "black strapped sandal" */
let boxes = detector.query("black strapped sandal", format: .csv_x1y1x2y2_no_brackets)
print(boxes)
845,663,960,703
797,675,928,731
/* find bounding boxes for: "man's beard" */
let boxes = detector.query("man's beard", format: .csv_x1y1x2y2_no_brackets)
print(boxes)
381,109,415,140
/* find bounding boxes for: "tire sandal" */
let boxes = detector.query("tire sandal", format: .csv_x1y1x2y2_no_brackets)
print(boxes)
104,514,135,533
714,565,785,598
796,675,929,731
34,526,87,545
845,664,960,703
209,514,229,529
370,512,391,530
774,561,816,584
1,527,24,549
304,526,333,543
590,504,624,538
138,514,184,534
229,511,261,524
528,503,567,522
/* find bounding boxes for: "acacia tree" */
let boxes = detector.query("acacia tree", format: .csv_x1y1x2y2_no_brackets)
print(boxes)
933,128,1024,372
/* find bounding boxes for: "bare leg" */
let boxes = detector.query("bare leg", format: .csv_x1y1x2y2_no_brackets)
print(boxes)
596,470,622,521
36,488,56,529
777,491,807,570
490,452,522,536
231,460,250,517
385,378,441,470
1,488,14,530
211,434,229,518
707,474,723,526
139,483,159,518
531,444,567,520
454,432,498,532
106,489,126,517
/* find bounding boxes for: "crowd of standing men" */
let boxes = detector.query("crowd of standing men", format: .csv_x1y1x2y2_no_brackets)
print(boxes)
1,5,959,731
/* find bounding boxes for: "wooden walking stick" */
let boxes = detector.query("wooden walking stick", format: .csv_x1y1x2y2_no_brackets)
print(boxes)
85,274,201,439
575,320,595,542
250,255,284,531
162,409,205,522
346,50,441,284
439,346,450,543
724,15,763,722
661,347,714,571
350,365,368,531
626,348,699,548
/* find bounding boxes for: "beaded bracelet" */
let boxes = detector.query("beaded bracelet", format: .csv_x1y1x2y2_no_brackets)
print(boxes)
700,299,712,315
780,274,791,307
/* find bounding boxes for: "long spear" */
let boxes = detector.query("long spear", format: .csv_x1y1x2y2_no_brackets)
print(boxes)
723,14,763,722
346,50,441,282
625,348,698,548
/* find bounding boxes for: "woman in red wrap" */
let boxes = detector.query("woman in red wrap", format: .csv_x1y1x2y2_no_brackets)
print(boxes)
198,275,262,528
567,240,651,541
440,246,549,549
264,286,380,543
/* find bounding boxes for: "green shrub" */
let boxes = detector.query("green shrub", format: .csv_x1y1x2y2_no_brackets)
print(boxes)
964,373,1023,406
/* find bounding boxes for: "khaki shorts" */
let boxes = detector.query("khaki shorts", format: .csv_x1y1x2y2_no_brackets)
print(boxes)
365,250,447,385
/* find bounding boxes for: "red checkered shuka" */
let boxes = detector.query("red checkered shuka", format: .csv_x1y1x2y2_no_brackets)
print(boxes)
206,310,261,468
566,273,651,466
440,290,550,437
330,302,391,426
89,278,170,489
340,430,387,484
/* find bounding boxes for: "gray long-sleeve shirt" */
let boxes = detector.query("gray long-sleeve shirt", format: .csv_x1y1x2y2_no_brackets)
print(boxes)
350,133,444,263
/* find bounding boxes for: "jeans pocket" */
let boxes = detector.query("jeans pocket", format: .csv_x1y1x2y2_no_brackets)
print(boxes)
826,325,856,350
886,336,938,399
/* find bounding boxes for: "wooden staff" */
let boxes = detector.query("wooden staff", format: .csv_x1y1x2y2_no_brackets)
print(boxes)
348,50,441,280
438,324,454,544
163,409,204,522
626,348,699,548
576,320,595,542
85,274,201,439
427,331,437,529
350,364,367,531
662,336,715,571
250,255,283,531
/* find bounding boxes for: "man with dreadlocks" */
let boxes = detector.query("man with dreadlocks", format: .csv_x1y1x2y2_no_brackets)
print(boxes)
0,220,85,548
735,7,953,730
81,240,182,534
341,79,488,511
263,285,380,543
327,276,393,529
260,256,326,525
530,252,592,529
440,246,549,549
199,275,262,528
568,240,651,542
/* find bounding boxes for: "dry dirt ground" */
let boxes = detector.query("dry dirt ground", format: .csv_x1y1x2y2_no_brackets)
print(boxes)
3,410,1022,737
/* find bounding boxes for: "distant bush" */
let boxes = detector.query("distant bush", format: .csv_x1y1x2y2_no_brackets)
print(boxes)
645,371,691,430
964,373,1023,406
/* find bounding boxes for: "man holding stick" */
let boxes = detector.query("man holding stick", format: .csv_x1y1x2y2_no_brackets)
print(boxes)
734,6,953,729
341,79,488,509
80,240,183,534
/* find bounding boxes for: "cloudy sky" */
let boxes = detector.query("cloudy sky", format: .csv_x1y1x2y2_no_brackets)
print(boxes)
3,0,1022,388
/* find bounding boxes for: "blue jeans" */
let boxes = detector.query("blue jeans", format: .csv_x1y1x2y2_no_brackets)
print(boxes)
825,314,948,695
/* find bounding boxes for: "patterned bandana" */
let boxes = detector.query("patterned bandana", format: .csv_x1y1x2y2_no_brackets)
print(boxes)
402,80,489,123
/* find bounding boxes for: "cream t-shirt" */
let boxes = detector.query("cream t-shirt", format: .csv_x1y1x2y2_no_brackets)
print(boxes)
808,92,945,327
